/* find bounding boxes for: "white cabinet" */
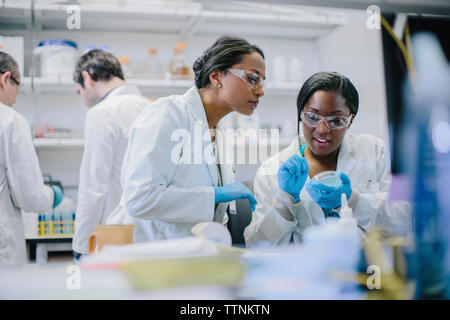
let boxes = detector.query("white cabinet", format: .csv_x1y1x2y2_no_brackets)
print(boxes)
1,0,347,193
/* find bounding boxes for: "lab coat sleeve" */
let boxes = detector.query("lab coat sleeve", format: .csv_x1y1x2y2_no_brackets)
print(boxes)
122,104,215,224
73,108,116,253
244,164,297,248
4,114,53,213
352,143,412,237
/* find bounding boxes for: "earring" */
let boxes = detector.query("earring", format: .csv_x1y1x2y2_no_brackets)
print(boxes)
217,83,222,88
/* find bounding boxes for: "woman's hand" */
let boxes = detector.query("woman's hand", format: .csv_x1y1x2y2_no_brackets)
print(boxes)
305,172,352,208
277,154,309,203
214,181,257,211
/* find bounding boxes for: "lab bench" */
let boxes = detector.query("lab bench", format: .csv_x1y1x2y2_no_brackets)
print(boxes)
26,235,73,263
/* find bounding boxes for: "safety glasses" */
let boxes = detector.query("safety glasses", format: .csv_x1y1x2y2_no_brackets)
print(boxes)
0,71,20,86
301,111,352,130
227,68,265,89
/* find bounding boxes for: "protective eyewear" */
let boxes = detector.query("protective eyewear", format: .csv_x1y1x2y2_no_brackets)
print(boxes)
0,71,20,86
301,111,352,130
227,68,265,89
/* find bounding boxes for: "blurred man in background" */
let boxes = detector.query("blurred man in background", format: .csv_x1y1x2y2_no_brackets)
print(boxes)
72,49,149,259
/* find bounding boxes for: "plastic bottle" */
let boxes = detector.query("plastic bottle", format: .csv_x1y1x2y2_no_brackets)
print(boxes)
169,42,191,80
64,212,71,234
72,213,76,234
38,214,44,236
44,212,51,235
338,193,358,233
51,212,57,235
273,56,288,85
302,195,361,290
339,193,351,218
147,48,163,79
289,57,303,85
118,56,131,78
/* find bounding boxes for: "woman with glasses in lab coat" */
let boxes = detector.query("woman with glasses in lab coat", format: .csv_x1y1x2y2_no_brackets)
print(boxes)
107,36,266,243
244,71,412,247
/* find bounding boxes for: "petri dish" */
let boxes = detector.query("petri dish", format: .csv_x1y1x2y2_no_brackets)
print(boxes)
312,170,341,187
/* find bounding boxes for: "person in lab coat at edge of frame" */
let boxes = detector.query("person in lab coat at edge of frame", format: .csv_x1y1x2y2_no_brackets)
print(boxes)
244,71,412,247
106,35,265,243
71,50,149,259
0,52,64,265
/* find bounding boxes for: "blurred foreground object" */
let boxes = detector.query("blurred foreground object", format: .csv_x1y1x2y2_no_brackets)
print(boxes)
402,33,450,299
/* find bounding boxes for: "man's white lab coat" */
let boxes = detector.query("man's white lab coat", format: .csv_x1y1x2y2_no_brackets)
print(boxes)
72,85,149,254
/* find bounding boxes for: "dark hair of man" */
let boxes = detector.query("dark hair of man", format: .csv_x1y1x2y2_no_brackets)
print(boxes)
73,49,124,88
193,35,264,89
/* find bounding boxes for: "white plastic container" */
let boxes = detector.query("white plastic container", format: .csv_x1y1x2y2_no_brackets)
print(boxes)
289,57,303,85
22,212,39,238
33,39,78,79
147,48,163,79
0,36,24,75
273,56,288,84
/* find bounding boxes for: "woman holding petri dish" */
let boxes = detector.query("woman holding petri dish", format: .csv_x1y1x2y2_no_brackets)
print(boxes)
244,71,412,247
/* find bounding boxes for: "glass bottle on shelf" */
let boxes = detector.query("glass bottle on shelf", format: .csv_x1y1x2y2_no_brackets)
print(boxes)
169,42,191,80
147,48,163,79
118,55,131,78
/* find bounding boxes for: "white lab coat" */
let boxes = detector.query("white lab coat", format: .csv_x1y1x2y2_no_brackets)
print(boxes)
106,86,235,243
0,102,54,264
244,133,412,247
72,85,149,254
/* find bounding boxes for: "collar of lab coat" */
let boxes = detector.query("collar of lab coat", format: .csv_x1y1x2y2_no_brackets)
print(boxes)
92,84,142,106
184,86,216,185
183,86,232,135
295,132,356,173
183,86,209,127
182,87,235,187
108,84,141,96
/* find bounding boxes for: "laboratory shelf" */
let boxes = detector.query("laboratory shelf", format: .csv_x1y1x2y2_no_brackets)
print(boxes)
21,77,300,97
1,0,346,40
33,138,84,148
20,77,194,93
31,137,291,149
25,235,73,240
25,236,73,263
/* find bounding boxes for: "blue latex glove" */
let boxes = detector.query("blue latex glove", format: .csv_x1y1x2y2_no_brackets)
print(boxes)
277,154,309,202
51,185,64,208
305,172,352,209
214,181,257,212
